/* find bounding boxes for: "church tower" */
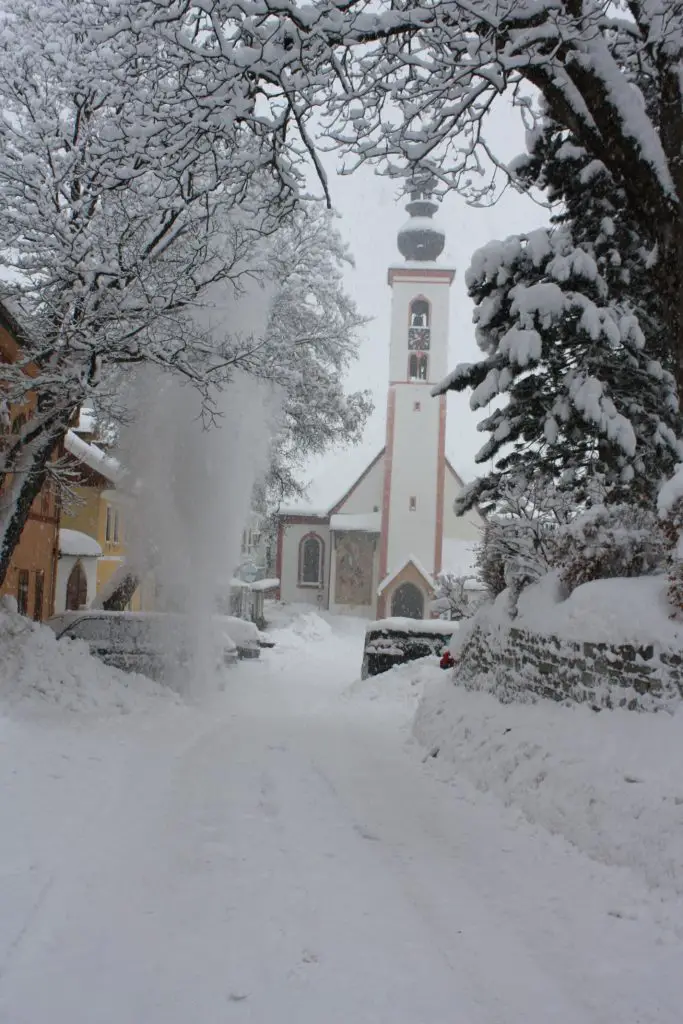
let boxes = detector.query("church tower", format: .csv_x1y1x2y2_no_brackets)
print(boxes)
377,181,455,615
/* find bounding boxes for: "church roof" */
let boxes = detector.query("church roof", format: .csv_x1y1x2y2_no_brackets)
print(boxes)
279,449,385,521
377,555,435,596
329,512,381,533
278,451,479,525
328,449,385,515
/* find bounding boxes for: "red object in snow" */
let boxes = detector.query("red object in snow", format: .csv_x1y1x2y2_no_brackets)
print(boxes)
440,650,455,670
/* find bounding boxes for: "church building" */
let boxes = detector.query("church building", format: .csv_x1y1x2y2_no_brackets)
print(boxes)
275,185,483,619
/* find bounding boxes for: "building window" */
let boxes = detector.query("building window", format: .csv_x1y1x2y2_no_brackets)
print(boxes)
409,496,417,511
408,298,431,350
17,569,29,616
113,509,120,544
409,298,430,328
105,505,113,543
408,354,429,381
298,533,324,586
33,570,45,621
41,482,51,517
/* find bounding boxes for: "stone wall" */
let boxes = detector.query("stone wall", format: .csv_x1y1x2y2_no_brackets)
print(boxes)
453,622,683,711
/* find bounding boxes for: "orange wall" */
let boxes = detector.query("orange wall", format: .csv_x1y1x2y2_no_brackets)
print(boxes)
1,314,60,620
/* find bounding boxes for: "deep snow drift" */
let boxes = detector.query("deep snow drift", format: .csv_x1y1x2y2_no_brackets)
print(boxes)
413,666,683,900
0,607,173,715
0,607,682,1023
462,571,683,648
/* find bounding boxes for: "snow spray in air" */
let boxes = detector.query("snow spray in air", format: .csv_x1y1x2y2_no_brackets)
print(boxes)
117,368,278,695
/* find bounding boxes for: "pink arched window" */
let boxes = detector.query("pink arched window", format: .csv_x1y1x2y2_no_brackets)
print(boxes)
298,532,324,585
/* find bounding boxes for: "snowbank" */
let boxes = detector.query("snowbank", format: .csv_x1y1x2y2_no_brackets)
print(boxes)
457,572,683,649
267,609,334,651
414,674,683,896
0,611,175,716
346,657,436,710
369,617,455,636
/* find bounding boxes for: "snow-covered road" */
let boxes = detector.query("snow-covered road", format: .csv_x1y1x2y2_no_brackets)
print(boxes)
1,611,681,1024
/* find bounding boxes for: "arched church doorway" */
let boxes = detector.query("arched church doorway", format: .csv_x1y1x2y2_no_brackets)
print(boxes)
66,560,88,611
391,582,424,619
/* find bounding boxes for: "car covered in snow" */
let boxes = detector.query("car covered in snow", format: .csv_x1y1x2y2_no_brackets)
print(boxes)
46,611,240,681
215,614,275,660
361,617,455,678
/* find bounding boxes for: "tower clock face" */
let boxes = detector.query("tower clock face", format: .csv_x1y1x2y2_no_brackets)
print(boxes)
408,326,431,350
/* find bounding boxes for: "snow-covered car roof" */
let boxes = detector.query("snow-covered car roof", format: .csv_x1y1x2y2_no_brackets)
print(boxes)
46,611,240,652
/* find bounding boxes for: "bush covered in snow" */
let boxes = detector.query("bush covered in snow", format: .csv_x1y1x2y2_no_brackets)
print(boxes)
476,478,670,605
431,572,486,620
550,504,667,592
475,476,571,610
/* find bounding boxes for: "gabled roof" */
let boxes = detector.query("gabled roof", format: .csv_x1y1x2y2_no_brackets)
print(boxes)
445,457,465,488
65,430,123,485
329,449,384,515
278,448,480,524
377,555,435,596
278,449,385,522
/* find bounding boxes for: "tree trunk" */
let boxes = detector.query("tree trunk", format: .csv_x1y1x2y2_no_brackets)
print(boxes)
101,572,141,611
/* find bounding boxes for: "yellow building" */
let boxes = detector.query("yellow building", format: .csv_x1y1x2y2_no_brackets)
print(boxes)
57,428,153,611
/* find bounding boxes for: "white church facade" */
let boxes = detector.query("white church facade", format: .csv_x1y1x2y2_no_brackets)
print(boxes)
275,184,483,619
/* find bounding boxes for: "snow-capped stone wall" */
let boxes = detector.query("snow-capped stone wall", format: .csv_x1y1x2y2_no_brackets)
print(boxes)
453,623,683,711
451,575,683,711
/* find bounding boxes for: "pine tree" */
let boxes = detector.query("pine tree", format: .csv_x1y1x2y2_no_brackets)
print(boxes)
435,118,682,515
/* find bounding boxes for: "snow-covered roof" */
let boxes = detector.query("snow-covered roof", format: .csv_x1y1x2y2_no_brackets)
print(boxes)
230,577,279,592
441,539,480,579
73,407,97,435
329,512,381,533
377,555,435,596
59,529,102,558
278,507,329,519
249,577,280,592
65,430,123,485
367,617,455,635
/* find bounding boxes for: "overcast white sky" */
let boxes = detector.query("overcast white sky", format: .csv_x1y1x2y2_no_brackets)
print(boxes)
295,106,550,511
